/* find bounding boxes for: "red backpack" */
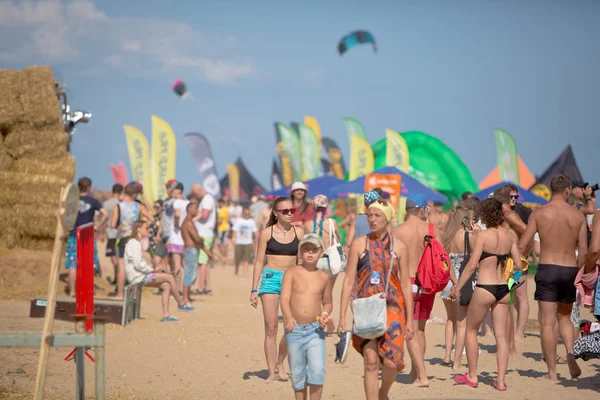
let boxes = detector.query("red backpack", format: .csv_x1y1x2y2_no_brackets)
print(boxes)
415,224,450,294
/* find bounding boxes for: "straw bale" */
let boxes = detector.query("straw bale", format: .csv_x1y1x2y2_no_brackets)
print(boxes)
0,66,61,127
2,125,69,159
3,154,75,182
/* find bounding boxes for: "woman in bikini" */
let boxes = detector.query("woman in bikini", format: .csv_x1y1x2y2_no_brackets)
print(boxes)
439,205,478,368
250,197,305,383
338,200,414,400
451,198,522,391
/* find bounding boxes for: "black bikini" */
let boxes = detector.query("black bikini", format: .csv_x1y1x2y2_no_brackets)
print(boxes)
475,251,510,302
265,226,299,256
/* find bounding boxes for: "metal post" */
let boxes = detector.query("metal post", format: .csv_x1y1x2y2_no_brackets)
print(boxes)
73,316,86,400
76,346,85,400
94,319,105,400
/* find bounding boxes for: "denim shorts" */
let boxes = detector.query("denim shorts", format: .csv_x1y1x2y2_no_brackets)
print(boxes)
286,321,326,390
183,248,199,287
258,267,284,296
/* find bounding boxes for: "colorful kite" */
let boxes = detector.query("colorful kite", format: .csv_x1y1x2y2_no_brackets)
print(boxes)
338,30,377,55
172,79,189,99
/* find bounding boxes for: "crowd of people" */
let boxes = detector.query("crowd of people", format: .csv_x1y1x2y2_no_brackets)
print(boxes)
66,175,599,399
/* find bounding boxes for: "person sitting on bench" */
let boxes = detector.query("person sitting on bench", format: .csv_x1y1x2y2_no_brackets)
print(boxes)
124,220,196,322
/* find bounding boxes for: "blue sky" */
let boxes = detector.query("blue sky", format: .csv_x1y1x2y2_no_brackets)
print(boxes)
2,0,599,191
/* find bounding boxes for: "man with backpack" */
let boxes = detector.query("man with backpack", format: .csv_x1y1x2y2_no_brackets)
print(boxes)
393,193,448,387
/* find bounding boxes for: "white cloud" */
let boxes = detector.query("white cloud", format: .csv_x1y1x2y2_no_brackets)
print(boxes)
122,40,141,52
0,0,253,85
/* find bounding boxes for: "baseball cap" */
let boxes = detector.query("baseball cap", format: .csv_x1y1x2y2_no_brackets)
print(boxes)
406,193,428,209
312,194,328,209
572,180,588,188
300,233,323,249
166,179,178,191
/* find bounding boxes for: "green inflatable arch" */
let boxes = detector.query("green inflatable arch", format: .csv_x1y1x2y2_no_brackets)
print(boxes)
372,131,478,203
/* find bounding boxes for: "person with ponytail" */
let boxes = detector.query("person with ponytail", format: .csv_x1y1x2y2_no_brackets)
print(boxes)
250,197,305,383
124,220,195,322
303,194,341,332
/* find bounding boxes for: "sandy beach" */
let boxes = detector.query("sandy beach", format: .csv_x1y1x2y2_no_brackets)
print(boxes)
0,243,598,399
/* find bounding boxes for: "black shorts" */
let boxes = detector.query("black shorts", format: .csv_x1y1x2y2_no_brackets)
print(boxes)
117,237,130,259
154,236,168,258
534,264,578,304
105,238,117,257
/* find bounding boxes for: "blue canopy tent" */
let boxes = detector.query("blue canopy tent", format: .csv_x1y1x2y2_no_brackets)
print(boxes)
329,166,447,202
475,181,548,204
265,175,345,199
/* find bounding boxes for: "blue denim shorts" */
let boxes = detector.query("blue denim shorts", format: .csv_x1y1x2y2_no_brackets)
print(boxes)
183,248,199,287
258,267,284,296
286,321,326,390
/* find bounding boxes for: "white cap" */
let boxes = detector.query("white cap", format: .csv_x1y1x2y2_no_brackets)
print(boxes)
291,182,307,192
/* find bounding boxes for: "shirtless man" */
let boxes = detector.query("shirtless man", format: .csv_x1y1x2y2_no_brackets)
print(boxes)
257,202,272,232
430,202,448,233
280,233,333,400
518,175,587,382
493,186,531,346
392,193,438,387
181,202,216,305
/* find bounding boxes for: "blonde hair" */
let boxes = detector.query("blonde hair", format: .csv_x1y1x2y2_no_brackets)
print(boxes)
441,205,472,251
129,220,148,240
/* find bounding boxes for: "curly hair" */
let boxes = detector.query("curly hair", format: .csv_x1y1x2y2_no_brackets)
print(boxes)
479,198,504,228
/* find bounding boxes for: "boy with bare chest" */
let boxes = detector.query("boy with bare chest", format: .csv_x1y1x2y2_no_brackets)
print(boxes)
281,233,333,400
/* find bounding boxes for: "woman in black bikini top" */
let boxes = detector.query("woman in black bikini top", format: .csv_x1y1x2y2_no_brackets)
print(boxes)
450,198,523,392
250,197,304,383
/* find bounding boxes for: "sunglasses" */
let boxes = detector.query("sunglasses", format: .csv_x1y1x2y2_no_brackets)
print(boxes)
276,208,296,215
510,195,519,199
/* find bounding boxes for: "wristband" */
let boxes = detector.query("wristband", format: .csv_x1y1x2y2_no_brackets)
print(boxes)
321,311,329,316
251,290,257,293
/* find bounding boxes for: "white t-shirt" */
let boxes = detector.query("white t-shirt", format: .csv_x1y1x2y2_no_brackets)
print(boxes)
229,205,243,226
168,199,189,246
195,194,216,237
233,218,258,245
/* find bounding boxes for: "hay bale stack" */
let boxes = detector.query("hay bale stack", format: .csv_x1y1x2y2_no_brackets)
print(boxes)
0,66,76,251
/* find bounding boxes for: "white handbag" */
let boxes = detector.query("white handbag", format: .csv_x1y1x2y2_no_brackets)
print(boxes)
325,219,347,275
352,237,396,340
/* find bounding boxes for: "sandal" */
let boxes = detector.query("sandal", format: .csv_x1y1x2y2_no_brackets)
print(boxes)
205,289,213,296
454,373,479,388
493,380,507,391
191,289,205,295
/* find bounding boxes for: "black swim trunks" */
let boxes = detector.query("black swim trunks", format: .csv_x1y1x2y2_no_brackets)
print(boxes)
534,264,578,304
105,238,117,257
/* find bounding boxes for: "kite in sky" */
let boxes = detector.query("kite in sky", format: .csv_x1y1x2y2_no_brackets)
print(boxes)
338,30,377,55
172,79,189,99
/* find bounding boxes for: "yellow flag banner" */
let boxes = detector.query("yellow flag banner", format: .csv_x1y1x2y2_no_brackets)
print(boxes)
151,115,177,201
385,129,410,173
304,115,322,146
123,125,154,204
349,135,374,180
226,164,240,201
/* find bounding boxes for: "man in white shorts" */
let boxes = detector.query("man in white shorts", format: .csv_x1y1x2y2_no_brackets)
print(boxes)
192,184,217,295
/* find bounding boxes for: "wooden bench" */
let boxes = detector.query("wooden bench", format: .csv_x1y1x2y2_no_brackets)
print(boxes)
30,283,143,326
